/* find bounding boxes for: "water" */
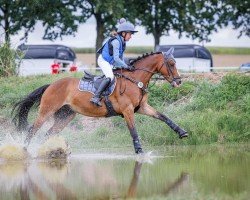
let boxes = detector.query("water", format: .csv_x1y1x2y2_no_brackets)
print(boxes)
0,146,249,200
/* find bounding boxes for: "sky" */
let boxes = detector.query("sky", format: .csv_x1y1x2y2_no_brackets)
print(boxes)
7,17,250,48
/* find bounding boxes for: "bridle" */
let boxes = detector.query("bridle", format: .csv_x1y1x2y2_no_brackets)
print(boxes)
135,56,181,85
114,53,181,93
161,57,181,86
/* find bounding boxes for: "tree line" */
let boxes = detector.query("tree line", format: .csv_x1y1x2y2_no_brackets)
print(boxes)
0,0,249,51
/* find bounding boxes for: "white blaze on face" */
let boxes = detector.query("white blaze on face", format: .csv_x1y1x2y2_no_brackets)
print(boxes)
176,69,180,78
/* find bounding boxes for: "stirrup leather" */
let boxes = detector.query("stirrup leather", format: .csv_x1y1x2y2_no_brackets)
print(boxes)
90,96,102,106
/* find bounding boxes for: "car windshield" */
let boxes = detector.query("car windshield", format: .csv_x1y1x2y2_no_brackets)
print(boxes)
241,63,250,67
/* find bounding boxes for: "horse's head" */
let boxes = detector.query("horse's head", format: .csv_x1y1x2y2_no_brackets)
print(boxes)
158,47,181,87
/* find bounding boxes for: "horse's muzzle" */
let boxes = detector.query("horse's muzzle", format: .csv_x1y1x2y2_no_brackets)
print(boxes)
171,78,182,87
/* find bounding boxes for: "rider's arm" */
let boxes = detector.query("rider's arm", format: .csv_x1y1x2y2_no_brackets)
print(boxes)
111,39,128,68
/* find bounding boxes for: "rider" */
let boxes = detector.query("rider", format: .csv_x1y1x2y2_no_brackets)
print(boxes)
90,18,138,106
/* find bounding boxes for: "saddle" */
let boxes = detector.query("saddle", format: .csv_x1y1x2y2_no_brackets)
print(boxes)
78,71,116,96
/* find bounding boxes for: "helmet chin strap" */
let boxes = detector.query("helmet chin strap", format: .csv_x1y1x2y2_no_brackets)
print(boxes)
122,31,132,40
122,32,127,40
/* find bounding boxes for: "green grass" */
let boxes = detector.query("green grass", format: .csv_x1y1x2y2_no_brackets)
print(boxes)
0,73,81,116
64,73,249,150
0,73,249,150
73,46,154,54
73,46,250,55
206,46,250,55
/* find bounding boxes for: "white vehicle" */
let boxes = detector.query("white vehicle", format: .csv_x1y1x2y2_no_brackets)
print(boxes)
17,44,77,76
155,44,213,72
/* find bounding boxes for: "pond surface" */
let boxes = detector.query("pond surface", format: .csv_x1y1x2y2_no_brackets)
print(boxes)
0,145,249,200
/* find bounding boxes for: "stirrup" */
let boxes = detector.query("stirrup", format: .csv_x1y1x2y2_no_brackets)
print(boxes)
90,96,102,107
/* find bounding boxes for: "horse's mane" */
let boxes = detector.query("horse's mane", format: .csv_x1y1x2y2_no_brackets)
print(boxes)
129,52,162,65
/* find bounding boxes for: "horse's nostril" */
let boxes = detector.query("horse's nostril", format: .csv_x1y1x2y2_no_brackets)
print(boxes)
175,79,181,85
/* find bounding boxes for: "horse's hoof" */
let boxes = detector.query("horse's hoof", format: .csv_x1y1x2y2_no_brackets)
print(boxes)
179,132,188,139
135,148,144,154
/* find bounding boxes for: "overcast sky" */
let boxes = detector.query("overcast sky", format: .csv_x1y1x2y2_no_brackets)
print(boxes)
8,18,250,48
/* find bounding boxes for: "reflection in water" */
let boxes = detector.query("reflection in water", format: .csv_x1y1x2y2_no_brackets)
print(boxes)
127,161,142,198
0,158,189,199
0,149,249,199
163,172,189,195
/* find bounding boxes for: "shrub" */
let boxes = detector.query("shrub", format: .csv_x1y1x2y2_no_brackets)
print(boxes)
0,42,23,77
148,81,197,107
187,74,250,110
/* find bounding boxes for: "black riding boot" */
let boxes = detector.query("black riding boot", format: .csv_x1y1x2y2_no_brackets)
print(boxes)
90,78,111,106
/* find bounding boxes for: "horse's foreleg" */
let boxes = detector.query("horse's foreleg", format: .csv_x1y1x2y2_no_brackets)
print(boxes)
127,161,143,198
123,107,144,154
137,103,188,138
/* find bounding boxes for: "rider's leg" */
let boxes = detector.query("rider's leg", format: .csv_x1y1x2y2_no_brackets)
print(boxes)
90,77,111,106
90,55,114,106
97,55,114,81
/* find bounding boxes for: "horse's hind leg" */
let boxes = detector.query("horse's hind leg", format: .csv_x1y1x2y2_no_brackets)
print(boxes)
24,111,53,147
45,105,76,138
24,104,62,147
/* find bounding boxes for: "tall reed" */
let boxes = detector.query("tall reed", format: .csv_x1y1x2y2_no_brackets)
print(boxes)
0,42,23,77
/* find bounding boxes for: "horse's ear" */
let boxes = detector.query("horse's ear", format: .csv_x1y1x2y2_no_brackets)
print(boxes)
165,47,174,55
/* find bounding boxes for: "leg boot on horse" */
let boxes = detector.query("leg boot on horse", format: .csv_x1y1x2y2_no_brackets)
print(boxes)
133,139,144,154
90,78,111,107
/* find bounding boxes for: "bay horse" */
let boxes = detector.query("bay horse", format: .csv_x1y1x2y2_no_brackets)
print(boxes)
12,48,188,154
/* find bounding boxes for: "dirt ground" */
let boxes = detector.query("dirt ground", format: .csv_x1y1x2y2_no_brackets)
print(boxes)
76,53,250,68
212,55,250,67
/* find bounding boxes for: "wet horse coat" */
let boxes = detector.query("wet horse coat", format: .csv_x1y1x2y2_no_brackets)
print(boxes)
12,49,188,154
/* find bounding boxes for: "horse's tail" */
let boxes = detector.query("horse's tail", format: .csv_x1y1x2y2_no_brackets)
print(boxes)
12,84,50,132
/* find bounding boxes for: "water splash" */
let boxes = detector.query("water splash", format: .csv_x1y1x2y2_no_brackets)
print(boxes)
70,151,163,163
37,136,71,159
0,130,71,160
136,151,155,164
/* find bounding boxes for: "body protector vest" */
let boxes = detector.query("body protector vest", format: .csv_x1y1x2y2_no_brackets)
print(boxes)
97,35,126,65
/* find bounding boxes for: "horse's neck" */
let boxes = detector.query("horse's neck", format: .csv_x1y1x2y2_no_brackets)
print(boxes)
134,55,160,84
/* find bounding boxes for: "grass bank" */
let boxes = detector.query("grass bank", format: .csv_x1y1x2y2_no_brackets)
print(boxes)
88,73,249,150
0,73,249,150
73,46,250,55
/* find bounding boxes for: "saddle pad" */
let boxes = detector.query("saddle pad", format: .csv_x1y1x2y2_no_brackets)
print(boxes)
78,77,116,96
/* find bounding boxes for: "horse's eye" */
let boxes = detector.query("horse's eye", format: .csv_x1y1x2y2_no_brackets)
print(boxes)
169,60,175,66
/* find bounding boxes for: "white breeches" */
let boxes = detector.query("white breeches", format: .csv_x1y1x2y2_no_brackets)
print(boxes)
98,55,114,81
